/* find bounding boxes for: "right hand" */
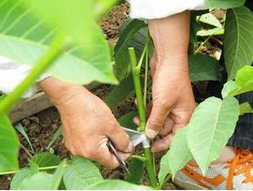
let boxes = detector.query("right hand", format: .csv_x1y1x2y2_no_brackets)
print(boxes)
39,77,133,169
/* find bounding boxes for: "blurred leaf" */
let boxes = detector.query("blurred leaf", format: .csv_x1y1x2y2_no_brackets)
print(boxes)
126,159,144,184
46,126,63,150
31,152,61,167
240,102,253,115
206,0,246,10
187,96,240,174
224,6,253,80
118,111,139,130
94,0,118,18
104,74,134,108
63,157,103,190
86,180,152,190
28,160,39,174
197,13,222,28
189,54,222,82
0,0,117,85
159,128,192,184
15,123,34,153
114,19,147,80
0,115,19,172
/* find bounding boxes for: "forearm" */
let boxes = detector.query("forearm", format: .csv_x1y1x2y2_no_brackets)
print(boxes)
148,11,190,69
38,77,86,106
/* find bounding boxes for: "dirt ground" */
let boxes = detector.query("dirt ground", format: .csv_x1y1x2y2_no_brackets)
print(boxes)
0,2,222,190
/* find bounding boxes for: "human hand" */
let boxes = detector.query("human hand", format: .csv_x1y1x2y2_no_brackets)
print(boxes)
144,11,195,152
146,54,195,152
39,77,133,168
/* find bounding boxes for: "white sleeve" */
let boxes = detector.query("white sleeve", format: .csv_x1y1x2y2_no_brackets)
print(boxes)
127,0,208,19
0,56,49,98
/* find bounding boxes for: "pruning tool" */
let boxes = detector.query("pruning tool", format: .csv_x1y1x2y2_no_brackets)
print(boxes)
107,128,150,175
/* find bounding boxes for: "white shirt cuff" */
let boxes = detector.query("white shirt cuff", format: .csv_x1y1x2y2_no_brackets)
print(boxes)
0,56,50,98
127,0,208,19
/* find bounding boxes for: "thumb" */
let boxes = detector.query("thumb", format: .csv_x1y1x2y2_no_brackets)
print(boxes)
146,101,171,139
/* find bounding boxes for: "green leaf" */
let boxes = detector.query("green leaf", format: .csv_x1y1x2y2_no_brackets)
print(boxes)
190,13,201,45
187,96,240,174
125,158,144,184
15,123,34,153
0,114,19,172
197,28,224,37
46,126,63,150
28,160,39,174
205,0,246,10
13,161,66,190
197,13,222,28
189,54,222,82
114,19,147,80
221,80,240,98
0,0,117,85
224,6,253,80
118,111,139,130
240,102,253,115
63,157,103,190
229,66,253,96
31,152,61,167
104,74,134,108
11,168,30,190
86,180,152,190
15,172,54,190
159,128,192,184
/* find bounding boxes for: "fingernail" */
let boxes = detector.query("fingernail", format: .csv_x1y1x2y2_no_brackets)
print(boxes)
145,128,158,139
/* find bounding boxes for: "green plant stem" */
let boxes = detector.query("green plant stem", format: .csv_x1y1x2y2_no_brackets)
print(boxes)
128,48,146,131
128,47,158,189
143,40,149,109
0,164,69,176
130,155,147,162
0,34,69,114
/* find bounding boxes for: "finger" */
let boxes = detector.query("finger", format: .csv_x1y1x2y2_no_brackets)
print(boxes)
146,101,172,139
94,144,121,169
151,134,174,153
108,127,133,153
133,116,140,126
159,117,174,136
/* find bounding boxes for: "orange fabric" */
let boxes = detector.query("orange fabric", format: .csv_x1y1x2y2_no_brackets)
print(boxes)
225,148,253,190
182,164,226,189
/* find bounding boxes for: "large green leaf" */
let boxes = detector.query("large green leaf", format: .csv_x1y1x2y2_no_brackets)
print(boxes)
205,0,246,10
224,6,253,80
104,74,134,108
0,115,19,172
114,19,147,80
0,0,117,85
187,96,240,174
86,180,151,190
189,54,222,82
159,128,192,184
63,157,103,190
